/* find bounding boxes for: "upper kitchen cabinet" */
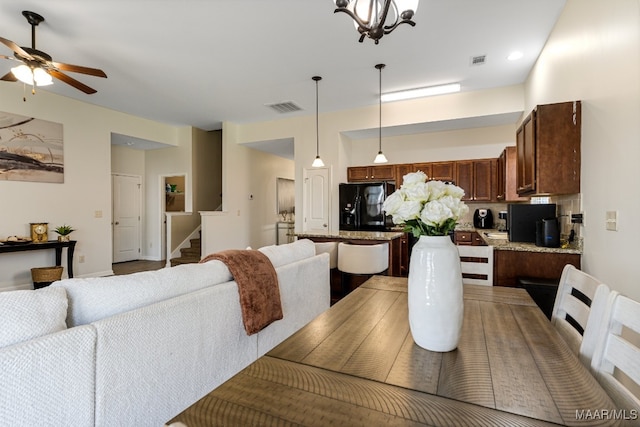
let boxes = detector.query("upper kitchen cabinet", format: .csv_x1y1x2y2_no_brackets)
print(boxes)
394,163,413,186
455,159,495,202
414,161,456,182
497,146,529,202
347,165,395,182
516,101,581,196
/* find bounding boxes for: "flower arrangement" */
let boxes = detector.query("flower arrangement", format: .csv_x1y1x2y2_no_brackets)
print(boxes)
382,171,469,237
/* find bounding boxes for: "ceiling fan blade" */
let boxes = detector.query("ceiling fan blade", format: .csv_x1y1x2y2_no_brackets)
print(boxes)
49,69,97,94
51,61,107,78
0,36,33,60
1,71,18,82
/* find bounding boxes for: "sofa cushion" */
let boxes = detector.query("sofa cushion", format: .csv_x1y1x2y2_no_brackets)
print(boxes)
0,287,68,348
52,261,232,326
258,238,315,268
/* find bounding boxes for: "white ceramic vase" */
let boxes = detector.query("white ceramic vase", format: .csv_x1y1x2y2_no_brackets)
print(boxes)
408,235,464,352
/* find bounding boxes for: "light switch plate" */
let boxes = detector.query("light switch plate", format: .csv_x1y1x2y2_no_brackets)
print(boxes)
605,211,618,231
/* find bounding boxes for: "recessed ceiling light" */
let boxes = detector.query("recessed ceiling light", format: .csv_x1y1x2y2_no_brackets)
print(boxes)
381,83,461,102
507,51,524,61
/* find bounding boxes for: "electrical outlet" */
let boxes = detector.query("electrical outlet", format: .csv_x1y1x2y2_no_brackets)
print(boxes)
95,210,103,218
606,211,618,231
565,210,572,226
79,255,85,263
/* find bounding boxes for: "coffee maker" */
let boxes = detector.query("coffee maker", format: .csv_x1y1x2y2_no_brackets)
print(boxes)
473,208,494,229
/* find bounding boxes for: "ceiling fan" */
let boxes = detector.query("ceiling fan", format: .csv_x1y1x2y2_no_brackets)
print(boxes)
0,10,107,96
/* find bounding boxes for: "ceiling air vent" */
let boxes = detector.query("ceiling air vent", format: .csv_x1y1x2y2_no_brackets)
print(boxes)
266,101,302,114
470,55,487,66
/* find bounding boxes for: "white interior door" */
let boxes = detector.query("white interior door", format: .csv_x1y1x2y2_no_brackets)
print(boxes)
112,174,142,263
303,167,330,232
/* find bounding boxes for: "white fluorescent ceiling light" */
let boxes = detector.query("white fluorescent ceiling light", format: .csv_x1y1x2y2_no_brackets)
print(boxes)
381,83,461,102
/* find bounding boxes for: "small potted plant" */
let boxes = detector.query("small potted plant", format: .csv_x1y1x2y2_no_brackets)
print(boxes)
54,224,75,242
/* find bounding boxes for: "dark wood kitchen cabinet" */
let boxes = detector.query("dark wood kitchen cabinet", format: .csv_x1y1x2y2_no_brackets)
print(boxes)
413,161,456,182
394,163,413,187
429,161,456,182
347,165,395,182
497,146,529,202
455,159,494,202
493,250,580,287
454,231,486,246
516,101,581,196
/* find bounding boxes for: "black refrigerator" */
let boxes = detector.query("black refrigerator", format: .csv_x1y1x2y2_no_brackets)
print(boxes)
339,182,395,231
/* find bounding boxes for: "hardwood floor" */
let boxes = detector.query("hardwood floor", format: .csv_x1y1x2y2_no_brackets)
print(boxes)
112,260,166,275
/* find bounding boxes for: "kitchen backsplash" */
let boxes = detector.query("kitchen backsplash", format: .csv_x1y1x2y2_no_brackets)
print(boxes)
461,194,582,239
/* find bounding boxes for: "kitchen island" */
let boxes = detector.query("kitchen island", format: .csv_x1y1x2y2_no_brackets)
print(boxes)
295,230,405,277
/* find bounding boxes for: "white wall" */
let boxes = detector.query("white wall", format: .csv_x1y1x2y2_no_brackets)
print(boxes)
144,126,193,260
349,124,515,166
0,84,181,290
200,122,294,256
525,0,640,300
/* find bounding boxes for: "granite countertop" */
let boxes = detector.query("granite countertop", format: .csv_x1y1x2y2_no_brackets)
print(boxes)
456,226,583,255
295,230,405,241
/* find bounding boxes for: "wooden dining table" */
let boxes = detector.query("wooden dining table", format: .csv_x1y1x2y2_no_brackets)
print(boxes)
167,276,625,426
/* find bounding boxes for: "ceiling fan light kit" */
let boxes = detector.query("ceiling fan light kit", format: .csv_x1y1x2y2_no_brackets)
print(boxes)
334,0,419,44
11,64,53,86
0,10,107,99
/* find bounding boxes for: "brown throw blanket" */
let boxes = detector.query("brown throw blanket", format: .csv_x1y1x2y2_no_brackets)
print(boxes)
200,250,283,335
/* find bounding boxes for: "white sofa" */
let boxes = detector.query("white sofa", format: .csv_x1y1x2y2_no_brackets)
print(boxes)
0,239,330,427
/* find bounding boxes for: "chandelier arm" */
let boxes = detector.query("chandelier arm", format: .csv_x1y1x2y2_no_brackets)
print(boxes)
334,7,371,30
383,19,416,34
378,0,394,29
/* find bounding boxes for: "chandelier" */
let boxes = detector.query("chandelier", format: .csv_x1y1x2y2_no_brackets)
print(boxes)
333,0,419,44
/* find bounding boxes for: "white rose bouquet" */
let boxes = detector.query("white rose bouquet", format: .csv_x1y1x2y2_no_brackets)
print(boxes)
382,171,469,237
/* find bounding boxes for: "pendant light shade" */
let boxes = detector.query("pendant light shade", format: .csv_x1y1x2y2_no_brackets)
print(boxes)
373,63,388,164
312,76,325,167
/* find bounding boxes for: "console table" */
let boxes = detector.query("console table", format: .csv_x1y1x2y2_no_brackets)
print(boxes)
0,240,77,278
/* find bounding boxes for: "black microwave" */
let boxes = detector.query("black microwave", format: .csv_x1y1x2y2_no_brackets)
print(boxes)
507,203,557,243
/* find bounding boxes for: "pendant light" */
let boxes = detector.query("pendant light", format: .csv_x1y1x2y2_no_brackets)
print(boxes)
373,63,388,164
311,76,325,167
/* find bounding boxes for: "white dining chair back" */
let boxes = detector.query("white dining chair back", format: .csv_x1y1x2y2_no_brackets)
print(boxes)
551,264,610,367
337,242,389,275
457,245,493,286
591,292,640,410
314,242,338,269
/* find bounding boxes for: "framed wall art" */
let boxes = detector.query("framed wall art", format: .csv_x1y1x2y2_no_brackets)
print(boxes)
0,111,64,183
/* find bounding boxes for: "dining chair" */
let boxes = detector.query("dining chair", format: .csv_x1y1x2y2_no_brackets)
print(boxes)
590,292,640,410
551,264,611,368
457,245,493,286
337,242,388,296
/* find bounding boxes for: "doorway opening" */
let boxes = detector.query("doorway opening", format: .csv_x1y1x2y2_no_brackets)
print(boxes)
165,175,186,212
